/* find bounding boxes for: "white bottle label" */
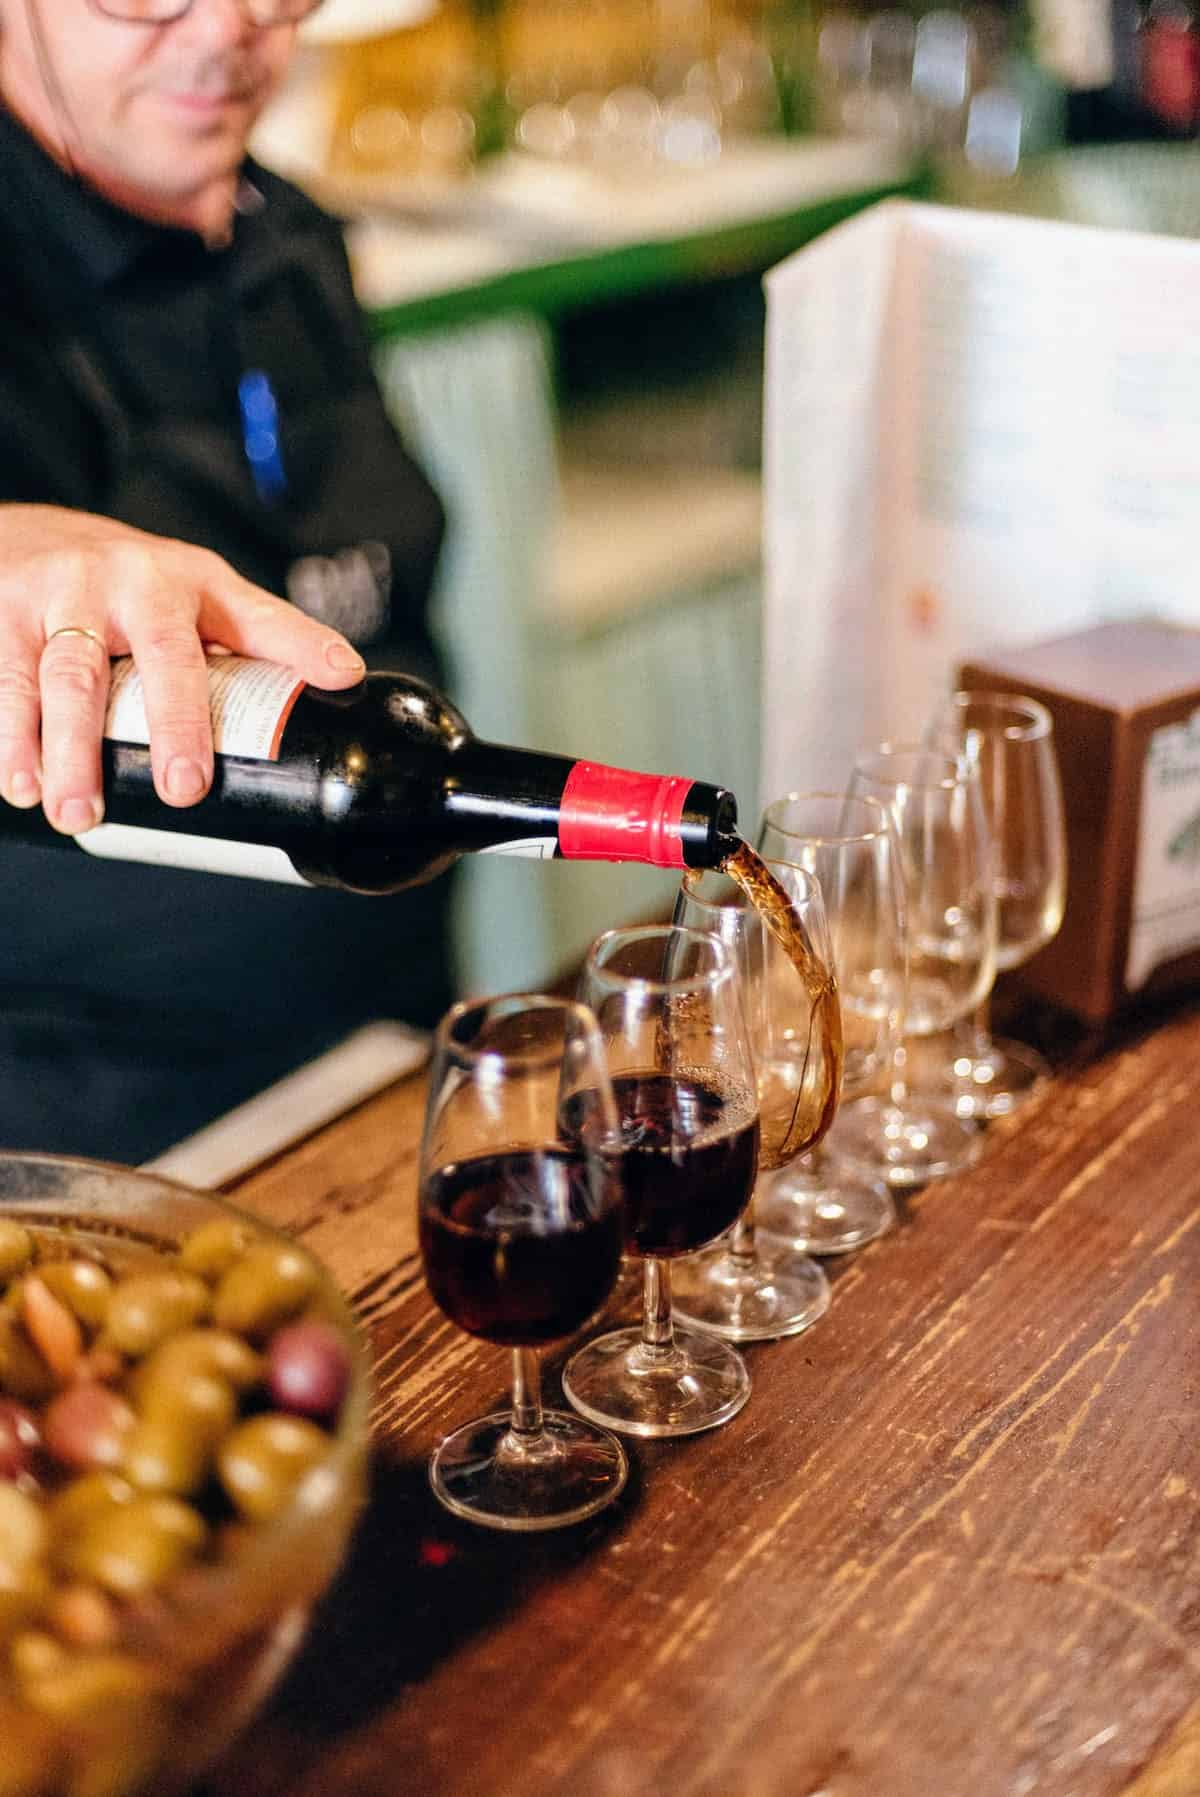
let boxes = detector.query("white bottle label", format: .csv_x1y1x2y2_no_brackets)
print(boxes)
78,656,311,881
477,837,558,860
77,823,309,885
104,655,305,760
1127,708,1200,990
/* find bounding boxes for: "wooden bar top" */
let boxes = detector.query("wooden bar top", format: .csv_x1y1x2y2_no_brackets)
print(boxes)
201,998,1200,1797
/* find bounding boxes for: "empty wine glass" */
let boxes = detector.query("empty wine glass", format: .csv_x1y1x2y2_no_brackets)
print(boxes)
928,691,1067,1118
754,792,901,1253
668,860,842,1338
419,993,628,1530
833,744,997,1187
562,924,757,1437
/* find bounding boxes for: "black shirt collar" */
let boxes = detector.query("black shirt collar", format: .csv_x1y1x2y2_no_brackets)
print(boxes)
0,101,269,288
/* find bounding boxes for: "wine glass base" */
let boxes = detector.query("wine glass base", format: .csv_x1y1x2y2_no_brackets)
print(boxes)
824,1093,982,1189
755,1159,896,1256
562,1326,750,1438
429,1409,628,1532
670,1243,830,1341
948,1035,1051,1121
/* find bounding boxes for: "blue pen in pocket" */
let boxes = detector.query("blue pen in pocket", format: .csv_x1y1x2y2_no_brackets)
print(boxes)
238,369,287,502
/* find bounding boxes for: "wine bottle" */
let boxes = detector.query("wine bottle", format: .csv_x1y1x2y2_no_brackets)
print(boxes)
0,655,739,894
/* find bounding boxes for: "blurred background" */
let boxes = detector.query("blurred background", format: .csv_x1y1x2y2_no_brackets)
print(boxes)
249,0,1200,1000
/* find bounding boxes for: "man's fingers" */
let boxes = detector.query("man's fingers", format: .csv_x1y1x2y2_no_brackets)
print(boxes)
39,623,111,834
197,567,366,690
0,628,45,810
119,566,214,809
6,524,368,832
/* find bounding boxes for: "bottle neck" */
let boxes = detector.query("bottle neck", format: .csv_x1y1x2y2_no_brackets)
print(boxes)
451,741,738,869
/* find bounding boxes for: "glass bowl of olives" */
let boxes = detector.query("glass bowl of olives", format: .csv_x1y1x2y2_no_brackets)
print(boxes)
0,1151,371,1797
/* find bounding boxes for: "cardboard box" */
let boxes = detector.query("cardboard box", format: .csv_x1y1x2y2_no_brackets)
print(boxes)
960,620,1200,1026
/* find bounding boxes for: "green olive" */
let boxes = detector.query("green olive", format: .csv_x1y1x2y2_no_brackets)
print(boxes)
102,1271,209,1359
48,1474,136,1549
212,1243,318,1341
120,1421,206,1500
61,1494,206,1596
17,1648,161,1719
0,1567,51,1645
0,1220,33,1283
122,1373,236,1496
37,1260,112,1331
217,1413,331,1523
8,1628,65,1687
0,1482,48,1578
178,1217,259,1283
128,1328,262,1410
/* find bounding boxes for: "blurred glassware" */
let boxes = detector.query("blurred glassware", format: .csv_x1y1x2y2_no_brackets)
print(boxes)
926,692,1067,1120
851,10,920,145
328,8,483,183
714,26,782,135
816,11,871,132
964,83,1025,171
754,792,900,1254
832,744,995,1187
912,9,976,145
501,0,752,169
669,862,839,1338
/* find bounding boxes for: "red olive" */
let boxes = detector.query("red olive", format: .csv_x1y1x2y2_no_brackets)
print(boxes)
0,1398,41,1481
42,1384,136,1474
266,1321,351,1422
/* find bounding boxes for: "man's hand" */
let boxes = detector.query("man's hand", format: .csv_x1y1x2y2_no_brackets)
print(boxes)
0,505,367,833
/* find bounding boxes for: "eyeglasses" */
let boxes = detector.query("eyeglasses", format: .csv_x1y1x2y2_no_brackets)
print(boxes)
88,0,324,24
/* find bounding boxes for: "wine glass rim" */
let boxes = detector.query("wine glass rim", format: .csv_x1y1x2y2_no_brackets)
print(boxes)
584,922,732,992
855,742,965,791
945,690,1055,741
438,991,603,1069
680,861,819,911
759,790,895,845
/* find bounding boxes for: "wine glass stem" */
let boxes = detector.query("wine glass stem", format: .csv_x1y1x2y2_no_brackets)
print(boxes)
966,993,993,1056
641,1258,674,1351
508,1346,544,1439
728,1210,756,1266
889,1040,910,1109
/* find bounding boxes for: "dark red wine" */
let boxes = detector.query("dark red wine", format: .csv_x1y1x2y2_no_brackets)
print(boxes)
420,1148,622,1346
564,1072,759,1259
0,656,739,893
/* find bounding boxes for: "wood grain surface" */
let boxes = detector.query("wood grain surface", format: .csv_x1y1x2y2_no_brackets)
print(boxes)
199,998,1200,1797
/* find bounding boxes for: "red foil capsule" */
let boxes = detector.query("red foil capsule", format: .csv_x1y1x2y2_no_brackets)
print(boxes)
557,764,693,868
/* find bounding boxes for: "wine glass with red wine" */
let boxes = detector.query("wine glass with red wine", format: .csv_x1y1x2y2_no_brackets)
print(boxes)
419,993,628,1530
561,924,758,1437
667,861,841,1338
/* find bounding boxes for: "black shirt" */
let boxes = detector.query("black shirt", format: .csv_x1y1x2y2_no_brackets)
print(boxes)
0,104,445,630
0,107,453,1162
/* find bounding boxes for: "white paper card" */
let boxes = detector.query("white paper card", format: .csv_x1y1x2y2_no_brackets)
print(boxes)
762,200,1200,805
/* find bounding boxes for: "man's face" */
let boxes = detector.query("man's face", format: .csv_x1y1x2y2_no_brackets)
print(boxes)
0,0,298,227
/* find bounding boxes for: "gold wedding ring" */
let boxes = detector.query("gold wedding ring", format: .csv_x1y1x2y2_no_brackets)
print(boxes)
44,626,108,652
